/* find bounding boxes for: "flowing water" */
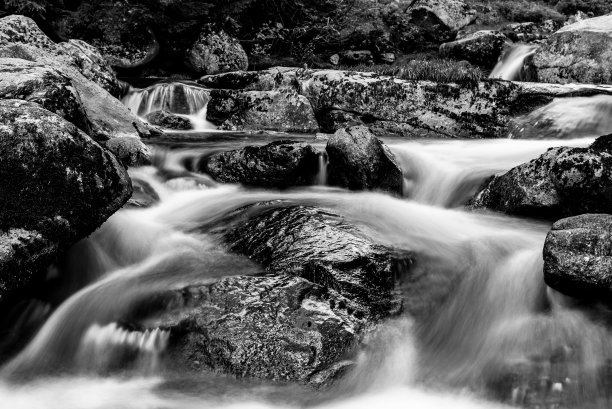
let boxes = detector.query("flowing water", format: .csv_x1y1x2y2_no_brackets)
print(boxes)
122,82,217,131
2,83,612,409
490,45,539,81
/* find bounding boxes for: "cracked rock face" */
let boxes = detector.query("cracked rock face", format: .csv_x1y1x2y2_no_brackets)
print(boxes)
0,99,132,304
148,204,411,386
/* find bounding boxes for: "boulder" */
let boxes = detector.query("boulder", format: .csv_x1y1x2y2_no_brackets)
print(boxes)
186,30,248,75
0,58,91,133
207,89,319,133
0,100,131,304
145,110,192,130
470,138,612,219
439,31,508,68
503,20,560,43
202,141,320,188
104,137,152,167
407,0,477,43
339,50,373,65
544,214,612,303
326,126,404,195
198,67,300,91
154,204,410,385
533,14,612,84
0,15,157,149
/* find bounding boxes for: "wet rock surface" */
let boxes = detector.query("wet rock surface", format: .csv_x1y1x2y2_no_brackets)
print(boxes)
534,14,612,84
202,141,320,188
0,99,132,304
145,110,192,130
470,137,612,219
153,204,411,385
326,126,404,195
544,214,612,303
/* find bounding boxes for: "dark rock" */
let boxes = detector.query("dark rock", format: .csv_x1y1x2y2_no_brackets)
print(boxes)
470,141,612,219
326,126,404,195
186,30,248,75
207,89,319,133
0,57,91,133
339,50,373,65
202,141,320,188
0,15,157,155
104,137,152,167
145,110,192,130
154,204,410,385
127,176,160,209
544,214,612,303
534,15,612,84
0,99,132,303
439,31,508,68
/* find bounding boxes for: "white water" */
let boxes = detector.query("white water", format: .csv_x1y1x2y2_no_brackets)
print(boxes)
490,45,538,81
510,95,612,139
2,95,612,407
122,82,217,131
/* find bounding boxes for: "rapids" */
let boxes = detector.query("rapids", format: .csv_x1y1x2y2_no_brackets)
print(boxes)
490,45,538,81
2,88,612,409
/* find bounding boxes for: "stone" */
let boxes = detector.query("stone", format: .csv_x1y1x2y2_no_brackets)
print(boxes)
0,58,91,133
0,100,131,304
202,141,320,188
407,0,477,43
470,140,612,219
439,31,508,68
534,14,612,84
207,89,319,133
153,204,410,385
326,126,404,195
145,110,192,130
544,214,612,303
340,50,373,65
186,30,248,75
104,137,152,167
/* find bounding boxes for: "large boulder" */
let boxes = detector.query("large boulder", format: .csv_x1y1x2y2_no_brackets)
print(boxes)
544,214,612,304
0,100,131,304
408,0,476,42
0,15,157,150
154,204,410,386
202,141,320,188
186,30,248,75
207,89,319,133
326,126,404,195
0,58,91,133
439,31,508,68
470,136,612,219
533,14,612,84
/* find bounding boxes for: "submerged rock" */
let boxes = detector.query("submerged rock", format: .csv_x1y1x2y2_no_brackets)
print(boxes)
207,89,319,133
155,204,410,385
0,100,131,304
544,214,612,304
186,30,248,75
202,141,319,188
145,110,192,130
439,31,508,68
534,14,612,84
470,139,612,219
326,126,404,195
0,58,91,133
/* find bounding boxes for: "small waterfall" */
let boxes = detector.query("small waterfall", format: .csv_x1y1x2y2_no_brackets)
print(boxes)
122,82,216,131
489,45,538,81
315,152,328,186
77,323,169,374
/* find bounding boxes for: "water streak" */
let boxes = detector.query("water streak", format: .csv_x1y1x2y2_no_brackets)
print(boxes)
489,45,538,81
